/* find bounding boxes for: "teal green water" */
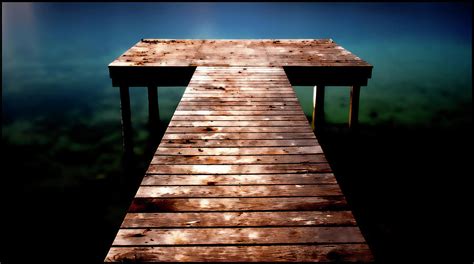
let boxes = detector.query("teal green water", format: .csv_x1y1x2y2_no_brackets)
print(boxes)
1,3,472,262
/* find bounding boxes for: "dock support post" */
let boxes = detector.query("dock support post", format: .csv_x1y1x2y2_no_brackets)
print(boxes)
119,86,133,156
311,85,325,132
147,86,160,133
349,86,360,130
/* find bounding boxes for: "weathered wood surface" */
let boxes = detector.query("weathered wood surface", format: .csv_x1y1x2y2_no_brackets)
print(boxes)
108,39,372,87
106,244,373,262
121,211,357,228
110,39,370,67
128,197,349,212
112,227,365,245
105,67,373,262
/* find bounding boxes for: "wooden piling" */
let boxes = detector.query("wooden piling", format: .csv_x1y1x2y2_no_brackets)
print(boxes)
312,85,325,132
349,86,361,130
119,86,133,156
147,86,160,132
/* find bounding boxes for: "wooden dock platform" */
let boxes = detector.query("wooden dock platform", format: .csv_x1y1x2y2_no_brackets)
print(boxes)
105,40,373,262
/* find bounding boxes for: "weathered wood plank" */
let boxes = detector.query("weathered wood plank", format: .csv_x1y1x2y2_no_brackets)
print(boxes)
112,227,365,245
171,115,308,121
155,146,323,155
174,110,303,116
141,173,337,186
135,184,342,198
187,82,292,86
162,132,315,140
168,120,308,127
146,163,332,174
165,126,314,133
187,85,293,88
159,139,317,147
180,97,299,102
176,106,301,111
121,211,356,228
182,93,298,98
105,244,374,262
187,88,293,91
178,101,300,106
191,75,290,78
110,39,372,69
129,196,348,212
151,154,324,165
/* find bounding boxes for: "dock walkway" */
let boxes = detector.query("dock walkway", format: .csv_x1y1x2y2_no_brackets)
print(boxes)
105,39,373,262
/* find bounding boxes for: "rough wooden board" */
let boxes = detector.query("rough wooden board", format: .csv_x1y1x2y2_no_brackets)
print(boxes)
162,132,315,139
105,244,374,262
178,101,301,106
121,211,357,228
168,120,308,127
109,39,371,68
112,227,365,245
174,110,304,116
180,97,299,102
140,173,337,186
135,184,342,198
164,126,314,133
146,163,332,174
155,146,323,155
176,106,301,111
158,139,318,147
181,93,298,98
151,154,325,165
129,197,349,212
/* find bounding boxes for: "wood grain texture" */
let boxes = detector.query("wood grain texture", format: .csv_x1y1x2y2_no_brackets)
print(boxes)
161,132,315,139
128,196,348,212
109,39,372,68
164,126,314,133
112,227,365,245
158,139,318,147
155,146,323,155
151,154,325,165
135,184,342,198
105,244,373,262
121,211,357,228
140,173,337,186
169,120,309,127
146,163,332,174
106,66,372,262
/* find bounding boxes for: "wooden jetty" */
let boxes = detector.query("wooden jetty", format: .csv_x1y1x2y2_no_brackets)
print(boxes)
105,39,373,262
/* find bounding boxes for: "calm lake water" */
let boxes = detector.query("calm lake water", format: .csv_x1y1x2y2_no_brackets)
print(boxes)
2,3,472,263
